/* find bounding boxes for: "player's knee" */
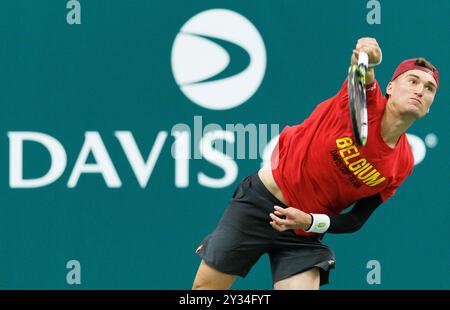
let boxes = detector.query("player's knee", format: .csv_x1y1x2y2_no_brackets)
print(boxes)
192,274,229,290
192,272,235,290
192,262,236,290
274,268,320,290
192,278,211,290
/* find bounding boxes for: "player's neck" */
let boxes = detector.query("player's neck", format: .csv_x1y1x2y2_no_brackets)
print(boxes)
381,103,414,148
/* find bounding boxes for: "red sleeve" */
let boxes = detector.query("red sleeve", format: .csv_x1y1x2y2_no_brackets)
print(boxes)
380,178,402,202
365,80,382,104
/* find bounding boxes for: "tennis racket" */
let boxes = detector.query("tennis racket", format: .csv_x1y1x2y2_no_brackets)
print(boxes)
348,51,369,146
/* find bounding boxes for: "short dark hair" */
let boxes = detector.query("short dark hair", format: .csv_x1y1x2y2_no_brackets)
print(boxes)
415,57,436,71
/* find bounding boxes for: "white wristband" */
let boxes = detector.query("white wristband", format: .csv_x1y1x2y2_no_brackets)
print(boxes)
305,214,330,234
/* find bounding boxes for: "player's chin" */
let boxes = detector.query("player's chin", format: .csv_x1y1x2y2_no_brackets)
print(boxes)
401,101,427,119
401,105,424,119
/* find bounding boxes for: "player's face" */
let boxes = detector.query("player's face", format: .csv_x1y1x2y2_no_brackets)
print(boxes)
386,69,437,119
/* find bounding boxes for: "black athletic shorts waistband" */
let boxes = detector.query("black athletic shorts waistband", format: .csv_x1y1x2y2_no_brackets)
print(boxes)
247,172,290,210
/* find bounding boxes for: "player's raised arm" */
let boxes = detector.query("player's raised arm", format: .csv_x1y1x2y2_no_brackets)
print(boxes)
350,37,382,85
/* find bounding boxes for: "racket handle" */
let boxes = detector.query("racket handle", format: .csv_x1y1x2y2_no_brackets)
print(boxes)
358,51,369,68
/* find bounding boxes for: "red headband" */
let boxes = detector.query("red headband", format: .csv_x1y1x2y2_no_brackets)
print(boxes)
390,58,439,89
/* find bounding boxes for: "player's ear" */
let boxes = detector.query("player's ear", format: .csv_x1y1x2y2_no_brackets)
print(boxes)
386,81,394,97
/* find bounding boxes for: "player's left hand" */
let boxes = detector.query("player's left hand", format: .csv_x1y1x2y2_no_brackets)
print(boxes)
269,206,312,232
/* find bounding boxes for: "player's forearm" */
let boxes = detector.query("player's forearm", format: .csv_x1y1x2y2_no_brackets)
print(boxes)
305,194,382,234
327,194,382,234
365,68,375,85
306,212,363,234
327,213,365,233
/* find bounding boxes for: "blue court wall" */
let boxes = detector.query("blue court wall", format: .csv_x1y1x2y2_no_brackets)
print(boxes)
0,0,448,289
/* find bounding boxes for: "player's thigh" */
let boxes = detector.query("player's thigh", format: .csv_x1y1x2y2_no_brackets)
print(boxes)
273,267,320,290
192,259,238,290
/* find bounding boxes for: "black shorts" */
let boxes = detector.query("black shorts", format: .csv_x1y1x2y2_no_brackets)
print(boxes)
196,172,335,287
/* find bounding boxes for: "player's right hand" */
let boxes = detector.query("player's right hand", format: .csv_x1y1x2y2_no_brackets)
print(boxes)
351,37,382,66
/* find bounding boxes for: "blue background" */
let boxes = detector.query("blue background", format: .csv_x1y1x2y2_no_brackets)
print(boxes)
0,0,448,289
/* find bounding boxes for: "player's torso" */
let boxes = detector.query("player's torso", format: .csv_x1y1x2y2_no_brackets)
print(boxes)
297,98,402,213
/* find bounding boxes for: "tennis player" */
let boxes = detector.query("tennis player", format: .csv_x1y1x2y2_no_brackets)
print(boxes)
192,37,439,290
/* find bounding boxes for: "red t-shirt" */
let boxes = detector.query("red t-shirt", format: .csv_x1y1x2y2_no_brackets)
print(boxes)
271,78,414,236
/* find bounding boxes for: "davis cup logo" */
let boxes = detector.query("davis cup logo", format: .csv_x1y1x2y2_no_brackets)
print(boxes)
171,9,267,110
